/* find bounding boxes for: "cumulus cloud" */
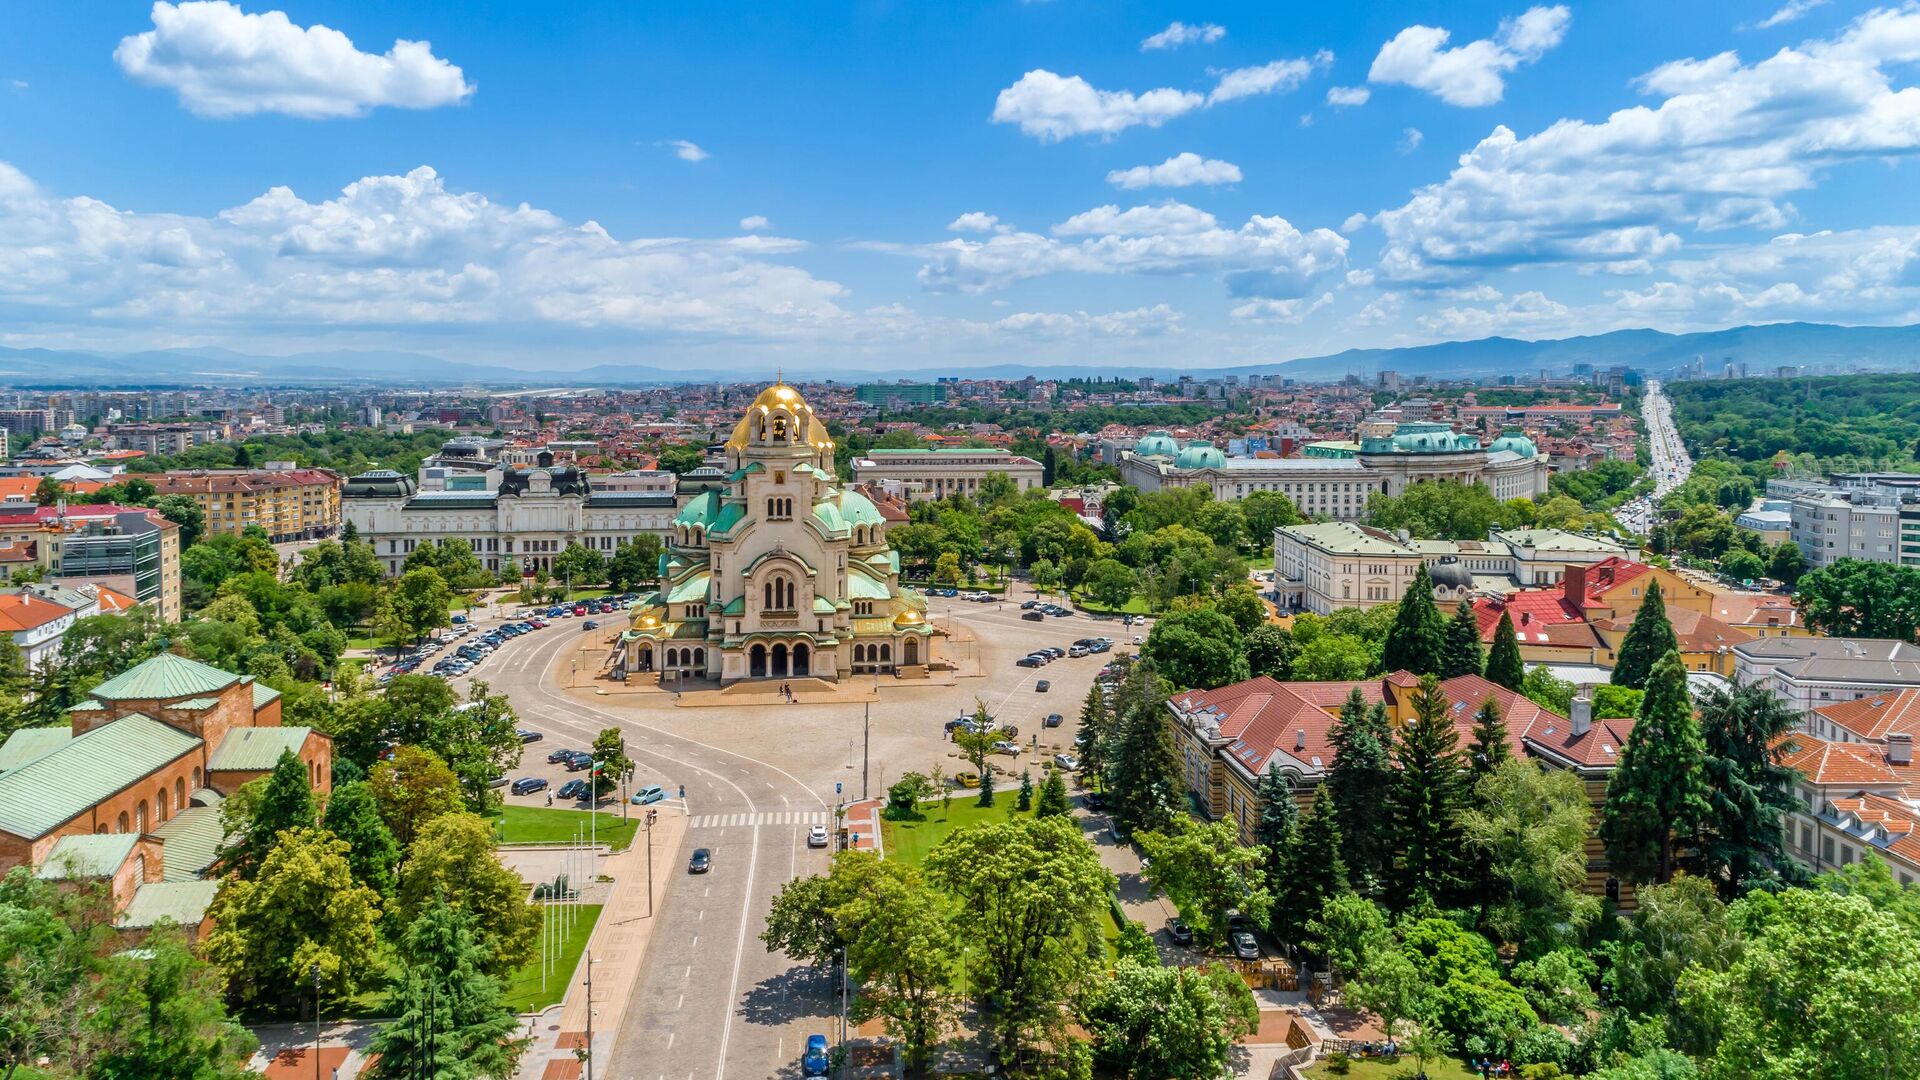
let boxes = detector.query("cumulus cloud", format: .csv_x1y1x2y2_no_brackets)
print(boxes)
992,55,1326,140
739,215,769,230
881,200,1347,297
1368,5,1569,106
1141,21,1225,51
1374,5,1920,284
114,1,473,118
1105,152,1243,189
1755,0,1829,29
1326,85,1371,107
947,212,1002,233
1341,212,1370,234
1398,127,1424,153
994,304,1183,337
1417,290,1570,337
1230,293,1333,322
668,140,710,162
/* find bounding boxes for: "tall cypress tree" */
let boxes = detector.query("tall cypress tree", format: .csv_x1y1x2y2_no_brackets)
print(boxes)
1688,681,1804,895
1391,675,1469,906
366,901,525,1080
1600,650,1711,885
220,750,316,880
1468,696,1512,777
322,780,400,897
1486,610,1525,691
1254,765,1298,934
1327,687,1396,898
1380,564,1447,676
1610,581,1679,690
1441,602,1485,678
1274,796,1347,940
1102,664,1183,835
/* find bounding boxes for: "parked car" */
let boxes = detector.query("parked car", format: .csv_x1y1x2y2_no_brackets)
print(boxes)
1020,599,1039,610
547,747,581,764
517,729,544,743
556,779,591,800
451,614,467,624
1044,713,1063,728
631,785,666,805
1068,645,1089,658
689,847,712,873
1021,611,1045,622
562,752,595,772
1035,680,1050,692
1016,656,1044,668
1231,931,1261,961
802,1034,830,1078
1053,753,1079,770
992,740,1020,755
953,771,982,788
510,777,549,796
807,824,830,848
1168,918,1195,946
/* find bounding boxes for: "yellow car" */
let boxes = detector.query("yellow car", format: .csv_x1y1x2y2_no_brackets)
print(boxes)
954,771,982,788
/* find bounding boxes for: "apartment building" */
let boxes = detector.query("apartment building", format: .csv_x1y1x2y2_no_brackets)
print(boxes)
1271,523,1631,614
150,468,341,543
0,505,182,622
106,423,227,456
1733,637,1920,715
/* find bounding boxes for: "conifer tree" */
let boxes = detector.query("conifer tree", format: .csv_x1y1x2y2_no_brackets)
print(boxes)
1273,796,1346,940
322,780,400,897
365,901,525,1080
1075,683,1114,790
1441,602,1485,678
1016,770,1034,812
1391,675,1468,905
1034,767,1071,817
1602,650,1711,884
1253,765,1297,925
1468,696,1512,777
1610,581,1679,691
1485,609,1525,690
1380,564,1447,676
1326,687,1395,897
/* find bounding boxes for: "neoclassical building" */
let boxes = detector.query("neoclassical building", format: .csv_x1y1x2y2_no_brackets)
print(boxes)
1120,422,1549,518
619,383,941,684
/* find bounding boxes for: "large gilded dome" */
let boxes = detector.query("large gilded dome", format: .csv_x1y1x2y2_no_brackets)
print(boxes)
725,381,835,454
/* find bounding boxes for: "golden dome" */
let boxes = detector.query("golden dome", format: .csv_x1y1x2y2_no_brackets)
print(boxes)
725,381,835,452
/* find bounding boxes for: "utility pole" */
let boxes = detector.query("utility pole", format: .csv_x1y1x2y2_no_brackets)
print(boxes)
584,953,595,1080
862,701,871,801
645,808,657,918
310,963,321,1080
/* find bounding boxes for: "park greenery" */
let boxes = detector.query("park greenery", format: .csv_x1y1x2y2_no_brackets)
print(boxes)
1666,373,1920,474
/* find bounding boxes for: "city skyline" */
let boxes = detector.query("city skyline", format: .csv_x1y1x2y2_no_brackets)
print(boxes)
2,1,1919,372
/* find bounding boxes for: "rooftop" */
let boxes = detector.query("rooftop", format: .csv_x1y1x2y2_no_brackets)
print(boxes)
89,652,240,702
0,715,201,839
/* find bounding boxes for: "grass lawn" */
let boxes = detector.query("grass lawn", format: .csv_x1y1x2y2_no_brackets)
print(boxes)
880,798,1033,865
491,804,639,852
502,903,603,1012
1069,590,1157,616
1303,1057,1481,1080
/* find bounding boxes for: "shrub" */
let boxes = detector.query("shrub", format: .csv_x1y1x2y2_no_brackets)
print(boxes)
1324,1050,1352,1075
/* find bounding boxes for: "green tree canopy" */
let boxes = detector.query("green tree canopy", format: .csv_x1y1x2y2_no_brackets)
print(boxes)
1602,651,1711,885
1612,582,1680,690
1081,961,1258,1080
1486,609,1525,690
365,901,526,1080
203,827,383,1015
1140,605,1249,690
1380,564,1448,676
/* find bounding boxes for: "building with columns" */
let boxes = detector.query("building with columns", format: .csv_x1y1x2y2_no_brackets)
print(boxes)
850,448,1044,502
621,383,942,685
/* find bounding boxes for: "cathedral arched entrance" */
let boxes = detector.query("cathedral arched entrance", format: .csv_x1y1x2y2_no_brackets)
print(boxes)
793,643,811,677
771,643,790,678
904,638,920,666
750,644,767,678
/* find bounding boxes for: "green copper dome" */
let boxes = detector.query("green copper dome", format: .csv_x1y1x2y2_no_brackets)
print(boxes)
1174,442,1226,469
1134,431,1180,457
1489,433,1538,457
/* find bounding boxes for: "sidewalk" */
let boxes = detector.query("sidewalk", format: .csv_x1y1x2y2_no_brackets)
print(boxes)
517,802,690,1079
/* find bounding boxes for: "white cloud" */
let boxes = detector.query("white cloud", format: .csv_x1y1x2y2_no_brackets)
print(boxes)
114,1,473,119
739,215,769,231
994,304,1183,337
7,80,26,91
1755,0,1829,29
1375,6,1920,285
1345,269,1376,287
992,54,1326,141
1326,85,1371,107
1105,152,1242,189
1231,293,1333,322
0,161,861,340
1141,21,1225,51
1417,290,1570,337
1368,5,1570,106
887,200,1348,297
1398,127,1424,153
947,211,1002,233
1341,212,1370,234
668,140,710,163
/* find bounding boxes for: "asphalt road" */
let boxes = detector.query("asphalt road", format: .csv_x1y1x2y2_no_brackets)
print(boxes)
1616,379,1693,534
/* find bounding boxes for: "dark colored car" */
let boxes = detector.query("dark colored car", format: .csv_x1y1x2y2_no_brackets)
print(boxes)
562,752,594,772
510,777,549,796
1021,611,1045,621
1168,919,1195,946
547,747,579,764
583,620,600,630
1020,600,1038,609
1044,713,1063,728
556,779,591,800
1016,656,1044,668
518,729,544,743
689,847,712,873
1084,791,1108,810
1035,680,1050,692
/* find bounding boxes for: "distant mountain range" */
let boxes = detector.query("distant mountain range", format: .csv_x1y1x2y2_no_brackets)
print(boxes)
6,321,1920,388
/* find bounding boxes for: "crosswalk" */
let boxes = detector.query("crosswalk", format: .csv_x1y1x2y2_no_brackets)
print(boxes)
690,811,831,829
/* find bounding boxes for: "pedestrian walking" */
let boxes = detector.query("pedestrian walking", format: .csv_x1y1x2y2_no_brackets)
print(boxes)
545,791,553,807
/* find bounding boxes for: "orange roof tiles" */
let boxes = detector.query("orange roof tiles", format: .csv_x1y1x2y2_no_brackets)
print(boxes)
1816,690,1920,742
0,592,72,633
1776,734,1904,788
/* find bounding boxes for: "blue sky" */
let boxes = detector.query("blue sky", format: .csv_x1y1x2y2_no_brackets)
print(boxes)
1,0,1918,374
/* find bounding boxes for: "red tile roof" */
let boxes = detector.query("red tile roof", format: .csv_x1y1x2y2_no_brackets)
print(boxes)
1776,734,1904,788
1577,556,1653,602
1816,690,1920,742
1472,593,1602,649
0,592,73,633
1592,606,1754,654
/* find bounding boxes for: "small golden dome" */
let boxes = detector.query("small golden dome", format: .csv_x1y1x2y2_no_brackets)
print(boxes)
725,381,834,452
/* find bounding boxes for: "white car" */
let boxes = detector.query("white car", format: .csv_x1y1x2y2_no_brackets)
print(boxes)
807,824,829,848
1053,753,1079,771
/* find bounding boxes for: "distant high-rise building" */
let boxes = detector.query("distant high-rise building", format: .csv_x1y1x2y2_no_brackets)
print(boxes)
855,383,947,407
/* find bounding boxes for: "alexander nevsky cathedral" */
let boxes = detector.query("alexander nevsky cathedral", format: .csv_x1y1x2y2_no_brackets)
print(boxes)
620,383,943,685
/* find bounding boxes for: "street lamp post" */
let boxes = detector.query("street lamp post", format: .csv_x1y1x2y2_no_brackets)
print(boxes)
309,962,321,1080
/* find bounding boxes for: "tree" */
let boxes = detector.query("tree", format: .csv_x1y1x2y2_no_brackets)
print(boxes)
1082,961,1257,1080
1508,948,1599,1029
1459,759,1598,949
436,682,524,813
86,925,257,1080
832,855,960,1078
590,726,630,801
1292,632,1373,680
322,780,399,897
1602,652,1711,885
1486,610,1525,690
1241,490,1304,550
1102,665,1184,836
1138,819,1271,948
387,567,453,646
1305,892,1391,981
1611,583,1678,690
395,813,539,978
1603,875,1739,1023
1767,541,1805,588
1792,558,1920,640
1034,766,1071,817
0,869,109,1080
1273,796,1346,942
1345,945,1428,1042
886,772,936,821
365,901,525,1080
1381,564,1448,676
1680,889,1920,1080
1252,764,1297,902
1140,606,1248,690
1215,582,1268,636
31,476,62,507
1442,602,1484,679
218,750,315,879
150,494,206,547
1075,683,1115,790
1469,696,1512,777
203,827,382,1014
1719,548,1765,583
368,745,463,849
1081,558,1137,610
1327,689,1395,897
1391,676,1468,905
923,816,1113,1068
1521,665,1576,716
551,542,608,590
1244,624,1296,680
1016,769,1034,812
1689,681,1804,896
607,535,664,590
1366,480,1504,540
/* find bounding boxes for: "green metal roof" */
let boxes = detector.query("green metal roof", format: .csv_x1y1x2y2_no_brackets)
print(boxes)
69,700,105,713
721,596,746,616
849,567,893,601
711,501,747,534
813,596,837,614
837,491,886,528
36,834,138,879
666,572,711,604
207,727,311,773
117,881,220,930
811,502,847,534
153,806,223,881
252,681,281,708
673,489,723,528
0,727,72,773
0,715,201,840
89,653,238,702
170,696,221,711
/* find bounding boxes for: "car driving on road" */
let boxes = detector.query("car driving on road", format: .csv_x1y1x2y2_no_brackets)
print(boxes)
688,847,712,873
